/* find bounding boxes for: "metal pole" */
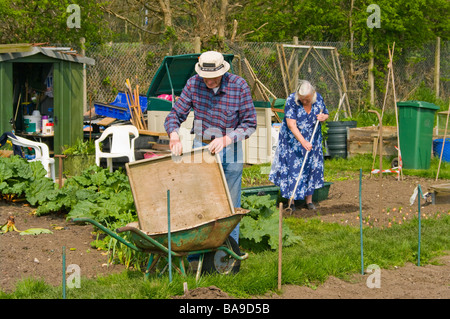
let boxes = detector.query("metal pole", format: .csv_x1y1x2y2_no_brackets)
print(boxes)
62,246,66,299
278,203,283,290
417,185,422,267
167,189,172,282
359,169,364,275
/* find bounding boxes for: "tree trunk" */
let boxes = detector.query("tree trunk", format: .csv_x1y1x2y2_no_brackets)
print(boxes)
218,0,228,39
159,0,172,27
368,39,375,107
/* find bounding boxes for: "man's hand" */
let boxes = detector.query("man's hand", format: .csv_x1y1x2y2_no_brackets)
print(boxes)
209,136,232,154
169,131,183,156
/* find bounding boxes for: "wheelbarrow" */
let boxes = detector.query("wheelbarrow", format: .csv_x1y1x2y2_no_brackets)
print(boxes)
74,147,249,280
73,209,248,281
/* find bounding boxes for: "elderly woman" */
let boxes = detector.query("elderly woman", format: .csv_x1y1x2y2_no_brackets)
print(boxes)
269,81,329,210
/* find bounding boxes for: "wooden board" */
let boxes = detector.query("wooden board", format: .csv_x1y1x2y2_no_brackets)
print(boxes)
0,43,33,53
0,150,13,158
96,117,117,126
348,126,398,157
125,147,235,235
429,183,450,194
138,129,168,137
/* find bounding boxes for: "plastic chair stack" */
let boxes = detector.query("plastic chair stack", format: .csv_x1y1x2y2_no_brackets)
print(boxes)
8,135,55,181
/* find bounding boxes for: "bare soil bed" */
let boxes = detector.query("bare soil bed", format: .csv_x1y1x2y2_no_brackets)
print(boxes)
1,174,449,298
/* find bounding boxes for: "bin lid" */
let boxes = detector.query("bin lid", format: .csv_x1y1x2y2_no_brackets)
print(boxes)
397,100,440,111
146,53,234,98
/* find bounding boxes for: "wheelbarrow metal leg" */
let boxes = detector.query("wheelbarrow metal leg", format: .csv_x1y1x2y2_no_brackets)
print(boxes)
179,257,186,276
196,254,204,282
144,253,155,280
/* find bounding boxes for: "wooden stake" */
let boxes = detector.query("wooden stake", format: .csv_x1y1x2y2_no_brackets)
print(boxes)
388,43,402,181
334,48,352,118
277,45,290,97
436,100,450,181
278,202,283,291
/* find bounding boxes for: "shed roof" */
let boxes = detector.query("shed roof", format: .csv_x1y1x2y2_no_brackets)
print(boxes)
0,44,95,65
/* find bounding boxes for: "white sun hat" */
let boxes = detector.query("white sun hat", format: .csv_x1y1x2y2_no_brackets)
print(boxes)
195,51,230,78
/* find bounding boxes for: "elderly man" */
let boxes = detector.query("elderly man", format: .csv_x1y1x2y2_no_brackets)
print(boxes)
164,51,257,244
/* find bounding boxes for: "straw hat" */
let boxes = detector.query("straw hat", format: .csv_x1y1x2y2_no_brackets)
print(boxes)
195,51,230,78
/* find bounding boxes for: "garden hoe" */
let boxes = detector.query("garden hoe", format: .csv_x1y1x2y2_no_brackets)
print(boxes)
285,110,323,215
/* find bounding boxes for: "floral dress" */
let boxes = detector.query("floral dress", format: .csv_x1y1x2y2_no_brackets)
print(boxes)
269,92,328,200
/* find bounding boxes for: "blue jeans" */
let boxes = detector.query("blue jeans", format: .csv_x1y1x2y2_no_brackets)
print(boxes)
193,139,243,243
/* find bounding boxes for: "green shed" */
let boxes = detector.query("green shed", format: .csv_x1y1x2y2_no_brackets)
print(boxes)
0,44,95,162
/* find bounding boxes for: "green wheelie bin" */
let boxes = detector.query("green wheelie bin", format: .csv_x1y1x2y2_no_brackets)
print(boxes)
397,100,440,169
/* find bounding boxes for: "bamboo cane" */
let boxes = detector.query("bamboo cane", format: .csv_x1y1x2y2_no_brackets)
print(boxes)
436,100,450,181
388,43,403,181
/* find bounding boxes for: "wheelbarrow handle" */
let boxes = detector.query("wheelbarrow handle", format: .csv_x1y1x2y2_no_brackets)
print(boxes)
72,217,143,253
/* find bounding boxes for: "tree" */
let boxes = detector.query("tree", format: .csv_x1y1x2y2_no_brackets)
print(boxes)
0,0,112,44
231,0,449,45
99,0,243,49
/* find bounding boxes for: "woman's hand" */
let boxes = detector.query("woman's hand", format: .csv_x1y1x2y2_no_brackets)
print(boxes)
317,113,329,122
300,138,313,152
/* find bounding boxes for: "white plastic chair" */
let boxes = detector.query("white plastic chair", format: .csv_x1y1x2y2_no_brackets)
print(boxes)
95,125,139,172
8,135,56,181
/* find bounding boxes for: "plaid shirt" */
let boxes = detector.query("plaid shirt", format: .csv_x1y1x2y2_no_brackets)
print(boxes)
164,72,256,142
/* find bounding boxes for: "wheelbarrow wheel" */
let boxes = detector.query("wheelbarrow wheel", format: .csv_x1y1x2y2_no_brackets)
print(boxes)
202,236,241,275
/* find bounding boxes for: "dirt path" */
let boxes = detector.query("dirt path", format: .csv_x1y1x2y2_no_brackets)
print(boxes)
177,254,450,299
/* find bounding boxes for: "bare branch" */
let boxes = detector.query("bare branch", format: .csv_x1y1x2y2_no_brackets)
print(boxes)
100,6,165,35
240,22,268,37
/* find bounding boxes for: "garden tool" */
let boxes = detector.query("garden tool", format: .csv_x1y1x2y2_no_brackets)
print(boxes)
285,109,323,215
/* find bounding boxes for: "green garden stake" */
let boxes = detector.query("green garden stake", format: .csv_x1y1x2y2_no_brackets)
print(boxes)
359,169,364,275
62,246,66,299
167,189,172,283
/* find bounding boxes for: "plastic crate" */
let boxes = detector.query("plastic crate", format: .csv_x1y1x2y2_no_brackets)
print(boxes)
241,185,280,201
433,138,450,162
312,182,333,202
94,92,147,121
241,182,333,203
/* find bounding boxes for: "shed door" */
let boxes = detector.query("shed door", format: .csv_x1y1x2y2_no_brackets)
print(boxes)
53,61,83,156
0,62,13,133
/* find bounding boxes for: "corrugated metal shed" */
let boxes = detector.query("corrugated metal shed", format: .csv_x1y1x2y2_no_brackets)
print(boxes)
0,44,95,65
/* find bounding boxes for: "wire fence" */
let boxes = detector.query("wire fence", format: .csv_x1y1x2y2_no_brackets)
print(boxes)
83,39,449,117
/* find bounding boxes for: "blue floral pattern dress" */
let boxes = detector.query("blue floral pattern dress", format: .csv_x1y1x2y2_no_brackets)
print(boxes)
269,92,328,200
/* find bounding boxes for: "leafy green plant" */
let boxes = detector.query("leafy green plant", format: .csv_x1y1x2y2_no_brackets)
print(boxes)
34,165,145,268
0,156,57,203
240,194,301,250
36,165,136,226
62,138,95,156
